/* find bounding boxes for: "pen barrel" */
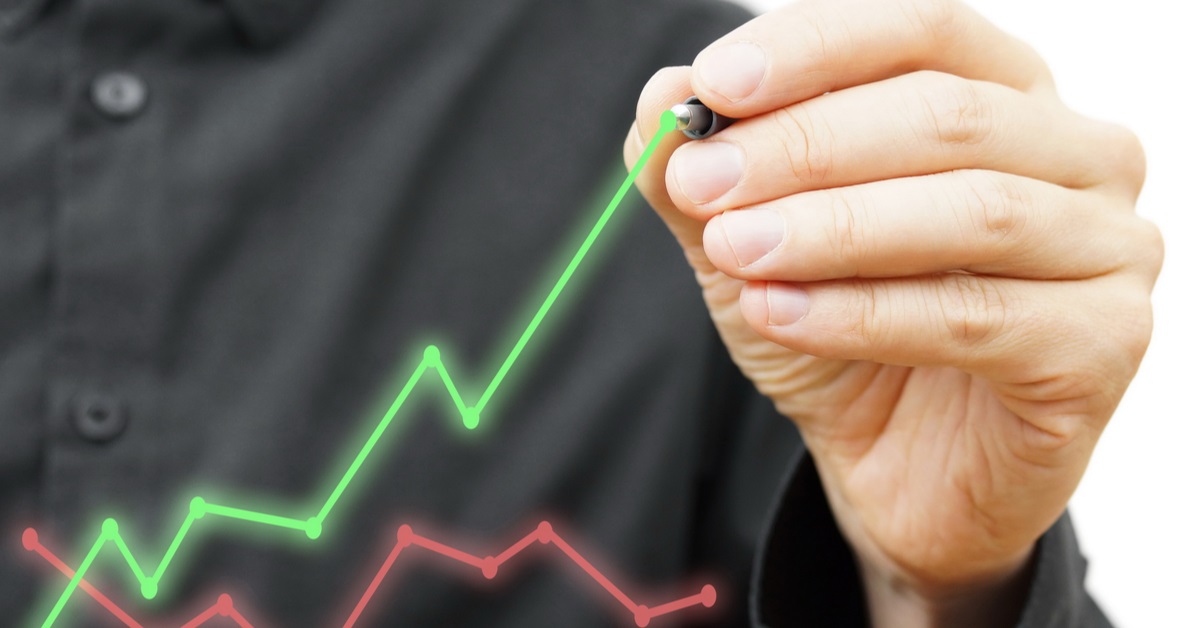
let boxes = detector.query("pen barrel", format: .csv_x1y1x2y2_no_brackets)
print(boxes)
679,96,733,139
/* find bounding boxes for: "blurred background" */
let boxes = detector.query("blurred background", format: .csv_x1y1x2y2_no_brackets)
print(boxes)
732,0,1200,624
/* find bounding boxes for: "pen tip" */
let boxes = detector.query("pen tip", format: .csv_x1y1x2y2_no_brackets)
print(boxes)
669,104,693,130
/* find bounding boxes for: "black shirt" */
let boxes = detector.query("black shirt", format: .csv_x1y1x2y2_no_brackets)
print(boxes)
0,0,1110,626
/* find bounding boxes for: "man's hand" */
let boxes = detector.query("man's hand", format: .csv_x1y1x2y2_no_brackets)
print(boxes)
626,0,1162,625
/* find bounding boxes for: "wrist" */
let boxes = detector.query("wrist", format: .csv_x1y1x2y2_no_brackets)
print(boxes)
856,546,1036,628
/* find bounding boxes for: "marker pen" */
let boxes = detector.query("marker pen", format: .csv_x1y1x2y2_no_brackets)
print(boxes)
670,96,734,139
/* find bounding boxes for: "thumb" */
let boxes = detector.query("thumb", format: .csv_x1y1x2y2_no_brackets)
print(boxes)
625,66,716,274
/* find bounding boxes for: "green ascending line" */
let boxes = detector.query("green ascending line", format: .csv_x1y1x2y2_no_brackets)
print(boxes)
35,111,679,628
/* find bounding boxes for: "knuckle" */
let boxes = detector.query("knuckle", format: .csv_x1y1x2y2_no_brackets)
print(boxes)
772,106,835,186
957,171,1032,247
1109,123,1148,192
1139,218,1166,277
1079,285,1154,402
1113,215,1165,285
1122,293,1155,359
1105,275,1156,360
901,0,963,44
1013,40,1057,92
847,280,888,350
796,5,845,75
936,274,1008,347
822,189,871,268
1133,301,1155,360
915,72,995,148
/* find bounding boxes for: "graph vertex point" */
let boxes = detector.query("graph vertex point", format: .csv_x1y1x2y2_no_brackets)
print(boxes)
190,497,207,519
304,517,323,540
23,528,38,551
101,518,119,537
481,556,498,579
462,407,480,430
396,524,414,548
535,521,553,544
634,605,651,627
140,580,158,600
216,594,234,616
422,345,440,364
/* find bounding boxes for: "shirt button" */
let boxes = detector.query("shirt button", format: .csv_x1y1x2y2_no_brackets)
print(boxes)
72,393,129,443
90,71,149,119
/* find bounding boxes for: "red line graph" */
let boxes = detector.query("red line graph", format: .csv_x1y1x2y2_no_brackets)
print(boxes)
23,523,716,627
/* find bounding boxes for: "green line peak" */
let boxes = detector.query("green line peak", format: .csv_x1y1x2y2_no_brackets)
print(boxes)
190,497,207,519
304,517,323,540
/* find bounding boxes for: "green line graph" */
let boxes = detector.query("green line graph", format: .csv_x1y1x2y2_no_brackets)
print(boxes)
32,110,679,628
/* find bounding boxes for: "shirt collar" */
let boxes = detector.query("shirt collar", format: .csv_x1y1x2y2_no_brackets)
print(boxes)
221,0,325,48
0,0,49,41
0,0,325,47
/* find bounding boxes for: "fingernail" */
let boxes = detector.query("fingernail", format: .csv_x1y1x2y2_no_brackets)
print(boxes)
671,141,744,204
767,283,810,326
696,42,767,102
719,209,785,267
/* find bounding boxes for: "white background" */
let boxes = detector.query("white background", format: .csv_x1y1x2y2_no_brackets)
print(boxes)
730,0,1199,624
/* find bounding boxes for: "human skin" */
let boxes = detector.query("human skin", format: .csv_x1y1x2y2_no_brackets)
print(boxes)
625,0,1163,625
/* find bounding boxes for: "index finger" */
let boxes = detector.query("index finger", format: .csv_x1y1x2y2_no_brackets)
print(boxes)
691,0,1054,117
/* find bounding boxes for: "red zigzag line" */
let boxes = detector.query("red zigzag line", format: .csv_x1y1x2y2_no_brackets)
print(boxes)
22,523,716,627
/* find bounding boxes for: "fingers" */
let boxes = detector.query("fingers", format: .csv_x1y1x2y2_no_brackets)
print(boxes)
665,71,1110,217
690,0,1053,118
737,274,1149,389
700,170,1153,283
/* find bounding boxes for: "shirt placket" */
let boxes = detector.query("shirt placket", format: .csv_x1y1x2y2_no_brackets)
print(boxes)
44,0,168,541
